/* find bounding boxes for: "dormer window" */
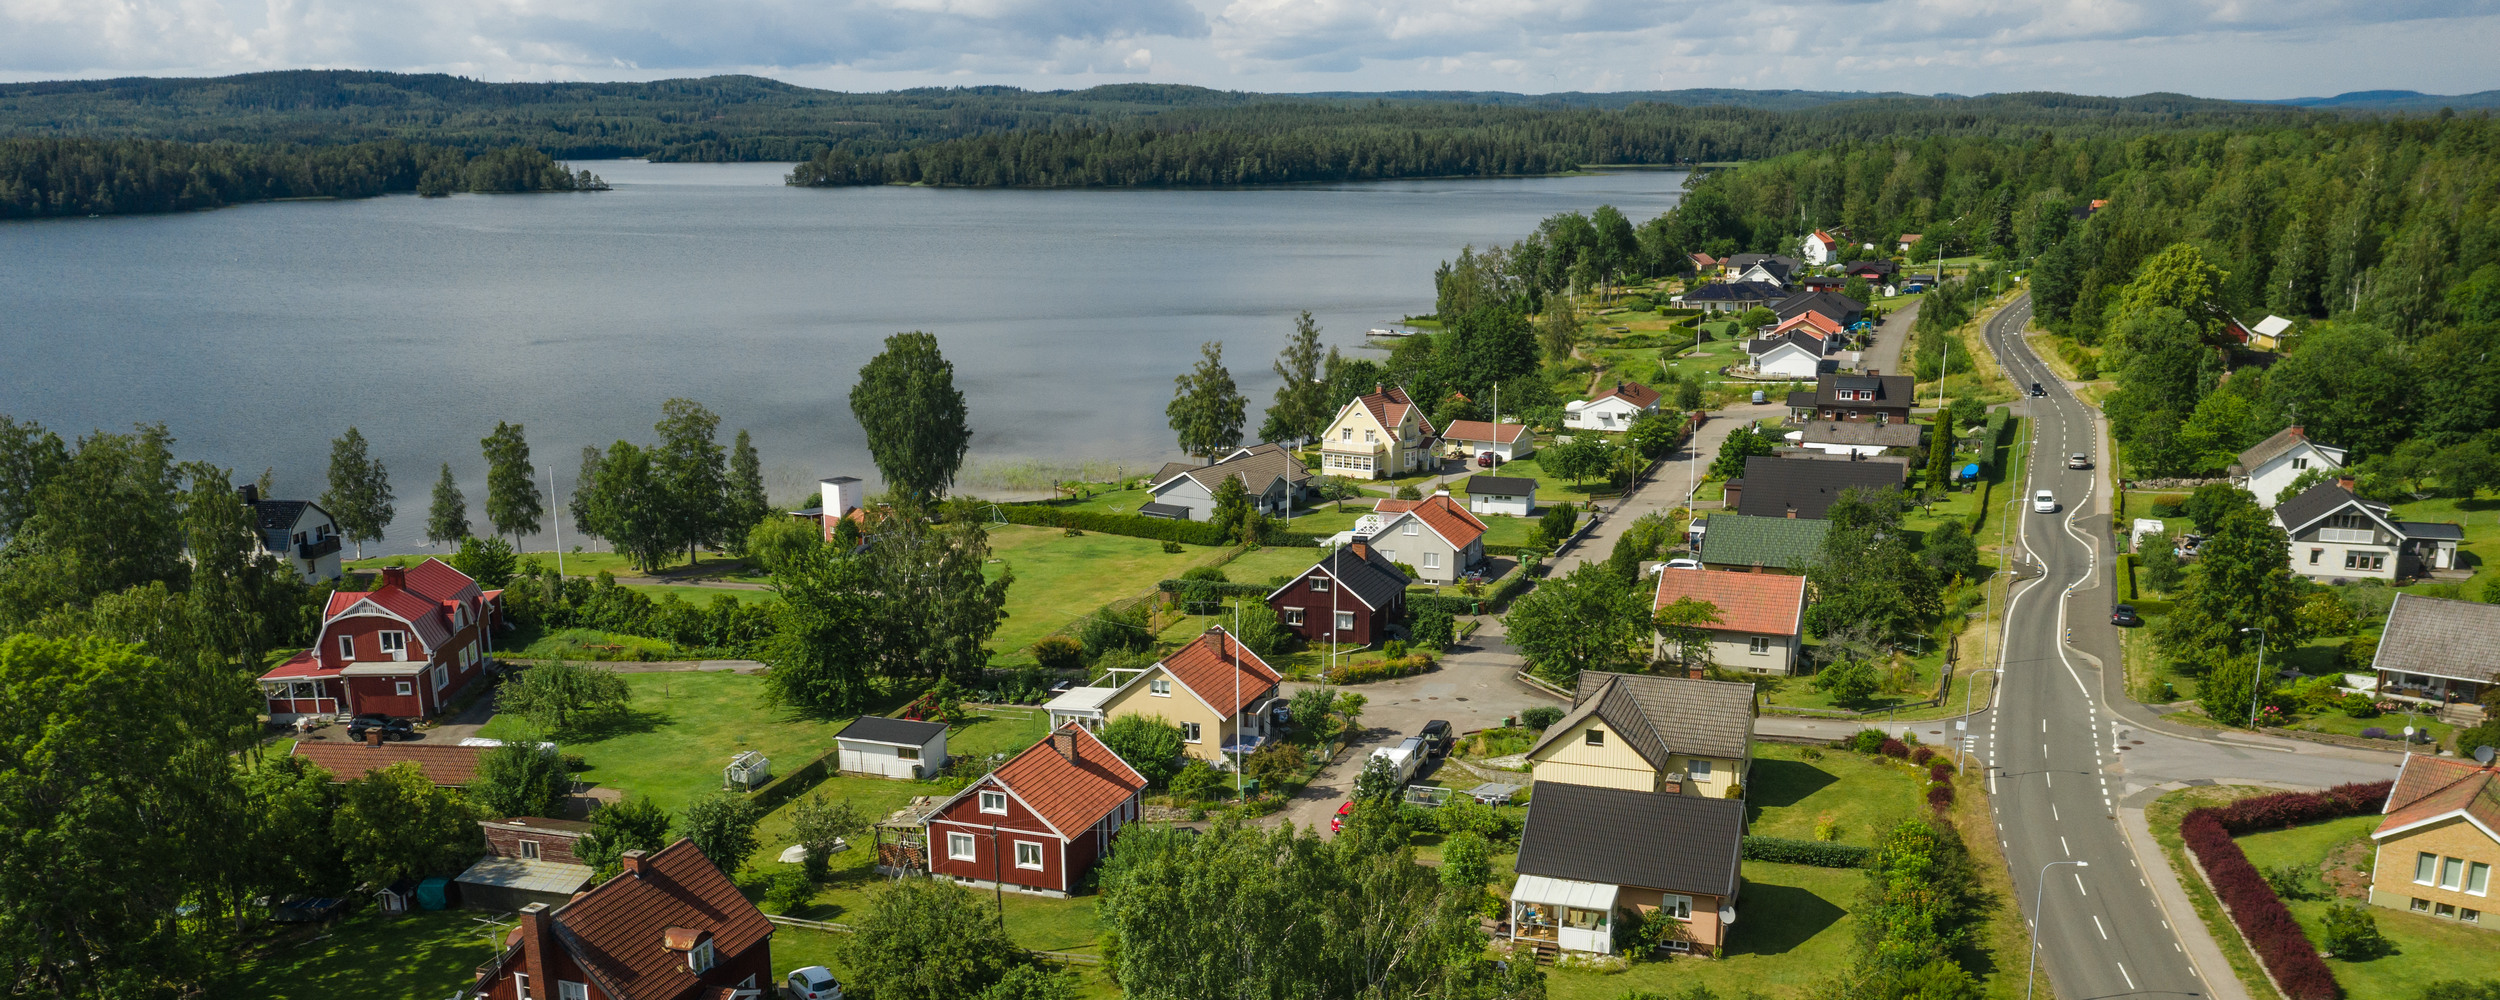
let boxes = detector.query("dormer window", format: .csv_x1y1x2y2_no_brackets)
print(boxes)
688,939,715,973
1585,728,1605,746
979,790,1008,814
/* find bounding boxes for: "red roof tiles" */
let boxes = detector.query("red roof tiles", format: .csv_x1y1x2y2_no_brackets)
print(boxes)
1155,628,1281,718
1589,381,1662,409
1440,420,1530,445
291,742,492,786
2378,755,2500,839
987,726,1148,838
1373,494,1487,550
547,840,772,1000
1353,386,1436,439
1652,568,1805,637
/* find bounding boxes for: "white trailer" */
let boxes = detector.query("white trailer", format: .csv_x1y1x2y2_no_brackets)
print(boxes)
1370,737,1426,784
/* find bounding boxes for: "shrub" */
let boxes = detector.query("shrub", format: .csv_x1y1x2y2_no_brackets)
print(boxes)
764,869,814,914
2339,693,2379,718
2261,865,2313,901
1384,639,1408,659
1880,738,1910,759
1910,746,1936,765
1031,636,1084,672
2180,782,2393,1000
1741,836,1869,868
998,504,1230,545
1170,759,1226,803
2361,726,2390,739
1409,607,1457,648
1161,540,1184,553
2320,903,2387,960
1927,783,1954,810
1320,654,1432,685
1521,705,1565,730
1929,762,1956,782
1845,728,1889,754
1181,566,1228,582
1395,485,1423,500
1813,813,1840,841
1099,715,1186,788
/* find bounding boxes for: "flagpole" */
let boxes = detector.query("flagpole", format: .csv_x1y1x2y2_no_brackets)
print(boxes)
1233,601,1244,794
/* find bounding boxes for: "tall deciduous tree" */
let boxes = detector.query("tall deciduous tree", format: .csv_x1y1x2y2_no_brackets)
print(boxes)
838,878,1020,1000
2155,504,2308,675
579,441,674,572
0,415,67,544
1260,311,1331,445
680,791,762,874
568,445,603,540
1652,596,1723,673
653,399,729,563
480,421,542,547
1805,488,1938,643
469,739,569,820
426,462,469,546
1168,340,1247,459
577,796,671,881
331,760,482,889
850,331,973,505
726,429,770,557
322,426,394,558
1502,563,1654,682
788,793,868,883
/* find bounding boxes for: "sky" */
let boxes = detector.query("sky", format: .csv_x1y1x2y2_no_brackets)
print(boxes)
1,0,2495,100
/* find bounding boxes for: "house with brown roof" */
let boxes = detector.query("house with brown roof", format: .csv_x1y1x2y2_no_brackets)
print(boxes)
290,741,493,786
925,725,1148,896
1319,385,1439,480
1524,670,1756,800
2371,754,2500,928
1098,627,1283,765
1365,492,1488,583
1791,373,1913,424
475,840,774,1000
1440,419,1537,462
1566,381,1663,431
2371,594,2500,707
1143,443,1314,521
2231,426,2348,509
1652,568,1807,675
257,558,504,723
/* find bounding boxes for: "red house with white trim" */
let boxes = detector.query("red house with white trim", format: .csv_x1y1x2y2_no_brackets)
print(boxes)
258,558,503,722
926,725,1147,897
474,839,773,1000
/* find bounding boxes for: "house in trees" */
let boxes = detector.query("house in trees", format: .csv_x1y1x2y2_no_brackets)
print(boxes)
790,476,879,541
1565,380,1662,431
1723,456,1905,520
1799,230,1840,265
1725,254,1803,288
475,840,774,1000
1792,373,1913,424
1319,385,1439,479
1364,493,1488,584
258,559,503,722
924,725,1147,896
1842,260,1897,284
1144,443,1313,521
1524,670,1755,798
1745,331,1835,380
1266,541,1409,647
2367,752,2500,928
2369,594,2500,709
2232,426,2347,509
1098,627,1283,765
2273,480,2461,582
239,485,344,582
1693,514,1829,574
1772,291,1865,327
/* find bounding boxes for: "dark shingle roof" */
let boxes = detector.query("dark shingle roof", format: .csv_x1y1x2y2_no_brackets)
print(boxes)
1515,781,1746,897
2397,521,2466,541
1747,331,1828,358
1784,390,1818,409
1812,373,1913,408
1137,502,1192,520
1730,456,1906,519
836,716,950,747
1775,291,1865,324
2275,482,2390,536
1682,281,1785,302
1841,259,1897,276
1269,545,1409,612
1698,514,1830,570
2373,594,2500,684
1800,421,1924,449
251,499,315,531
1573,670,1756,761
1467,475,1537,497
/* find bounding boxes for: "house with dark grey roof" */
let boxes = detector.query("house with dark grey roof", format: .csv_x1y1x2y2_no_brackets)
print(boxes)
1724,253,1804,288
1509,781,1745,958
1465,474,1538,518
1524,670,1755,799
238,485,343,581
1791,373,1914,424
1842,259,1897,282
1144,443,1313,521
835,716,951,779
2230,425,2348,509
2273,481,2460,582
1798,419,1925,457
1773,290,1865,326
1725,455,1906,520
1674,280,1787,314
1266,541,1410,647
1696,514,1830,575
2370,594,2500,706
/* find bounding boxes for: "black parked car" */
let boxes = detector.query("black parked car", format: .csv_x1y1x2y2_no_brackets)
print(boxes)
2110,605,2143,627
346,714,415,742
2030,382,2047,397
1420,719,1452,759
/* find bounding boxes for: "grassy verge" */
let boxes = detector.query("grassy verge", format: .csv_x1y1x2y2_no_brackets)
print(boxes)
2145,785,2283,1000
2235,814,2500,1000
1746,743,1923,846
475,670,839,819
226,908,514,999
982,524,1232,666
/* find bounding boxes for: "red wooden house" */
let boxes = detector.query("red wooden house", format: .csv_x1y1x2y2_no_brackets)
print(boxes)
475,840,773,1000
258,559,503,722
926,725,1147,897
1267,541,1410,647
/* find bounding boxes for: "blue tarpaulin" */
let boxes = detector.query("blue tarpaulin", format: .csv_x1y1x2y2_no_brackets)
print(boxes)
1960,463,1981,481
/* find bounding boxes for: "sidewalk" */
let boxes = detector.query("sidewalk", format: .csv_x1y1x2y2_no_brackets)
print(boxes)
2118,782,2273,1000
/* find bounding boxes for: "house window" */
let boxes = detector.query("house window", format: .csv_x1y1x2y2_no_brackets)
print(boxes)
1015,841,1045,870
2414,897,2432,912
1423,552,1439,569
2293,457,2309,470
1150,679,1172,697
2440,902,2460,918
432,664,448,693
898,747,920,761
1342,428,1353,441
1749,636,1771,654
378,631,407,654
292,681,315,699
2470,909,2485,923
2419,853,2440,885
339,636,355,659
1690,760,1713,779
1365,430,1377,443
1181,722,1202,743
2310,548,2323,565
396,680,414,696
1585,728,1605,746
1334,611,1354,631
1283,608,1306,626
515,973,532,1000
1402,522,1418,536
1311,576,1330,592
2345,551,2385,571
2446,856,2469,890
979,791,1008,815
2475,862,2493,896
558,982,588,1000
687,939,715,973
948,832,976,860
520,840,540,860
1660,893,1693,921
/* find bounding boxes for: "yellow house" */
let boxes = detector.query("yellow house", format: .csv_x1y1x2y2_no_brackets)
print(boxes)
1097,627,1282,767
2370,754,2500,927
1318,385,1438,480
1524,671,1757,799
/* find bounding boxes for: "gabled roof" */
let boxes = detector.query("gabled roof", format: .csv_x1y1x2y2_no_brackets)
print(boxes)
2252,315,2294,338
291,742,491,786
1773,311,1843,339
1806,230,1837,247
1516,781,1744,897
1800,420,1924,449
1467,475,1536,498
250,498,329,532
2275,481,2399,538
1372,494,1488,550
1569,670,1755,761
1748,331,1828,360
1726,253,1802,275
1266,544,1409,612
1154,628,1282,718
1653,568,1804,636
2373,594,2500,685
1151,444,1312,497
1775,291,1865,324
835,716,950,747
2236,425,2344,473
983,725,1148,838
1681,281,1786,302
1340,385,1435,439
1730,456,1906,520
1440,420,1530,444
1812,373,1913,408
544,839,772,1000
1841,259,1897,276
2376,754,2500,842
1697,514,1829,570
1581,381,1661,410
1527,676,1672,772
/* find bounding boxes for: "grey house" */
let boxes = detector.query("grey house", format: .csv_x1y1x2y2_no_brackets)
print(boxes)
1143,444,1313,521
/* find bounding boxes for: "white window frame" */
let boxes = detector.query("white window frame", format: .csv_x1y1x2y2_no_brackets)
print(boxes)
1015,841,1045,870
1749,636,1772,655
1585,728,1605,746
515,972,532,1000
1661,893,1693,921
1402,521,1419,536
1310,576,1330,592
520,840,541,860
948,831,977,861
1181,722,1202,743
1282,608,1305,626
687,939,715,973
431,664,449,693
2293,457,2309,470
1149,678,1171,697
1334,610,1354,631
396,680,414,696
979,791,1008,815
1690,759,1713,778
338,635,355,659
2447,856,2468,891
1422,552,1439,569
2474,861,2492,896
378,630,407,654
558,982,588,1000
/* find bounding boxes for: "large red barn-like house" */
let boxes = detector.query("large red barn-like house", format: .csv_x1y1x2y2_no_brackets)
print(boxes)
257,558,503,721
926,725,1146,897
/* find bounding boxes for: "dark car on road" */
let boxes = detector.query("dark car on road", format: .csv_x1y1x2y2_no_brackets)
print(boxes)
2110,605,2143,627
1420,720,1452,759
345,714,414,742
2030,382,2046,397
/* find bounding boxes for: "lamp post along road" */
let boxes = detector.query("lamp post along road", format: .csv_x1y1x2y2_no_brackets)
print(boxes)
2026,860,2089,1000
2241,626,2267,728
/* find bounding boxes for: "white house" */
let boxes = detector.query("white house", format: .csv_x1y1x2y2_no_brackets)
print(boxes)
1799,230,1840,266
2274,481,2461,582
1441,420,1536,462
834,716,950,779
1565,381,1664,431
1746,332,1829,379
2232,426,2348,509
1466,474,1537,517
240,486,344,582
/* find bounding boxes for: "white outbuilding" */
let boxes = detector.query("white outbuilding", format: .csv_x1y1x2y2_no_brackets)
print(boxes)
835,716,950,780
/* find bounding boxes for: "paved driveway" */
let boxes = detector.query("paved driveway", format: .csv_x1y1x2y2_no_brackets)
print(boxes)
1858,297,1918,377
1550,397,1786,574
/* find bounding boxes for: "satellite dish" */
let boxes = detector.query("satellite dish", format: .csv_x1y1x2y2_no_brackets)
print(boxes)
1719,905,1737,927
2477,746,2496,766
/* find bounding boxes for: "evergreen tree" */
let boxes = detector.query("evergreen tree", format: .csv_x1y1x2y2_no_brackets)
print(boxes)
1168,341,1247,459
425,462,469,547
480,421,542,547
850,332,973,505
321,427,393,559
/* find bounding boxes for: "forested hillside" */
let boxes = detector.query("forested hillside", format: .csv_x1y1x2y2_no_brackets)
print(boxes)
0,139,600,218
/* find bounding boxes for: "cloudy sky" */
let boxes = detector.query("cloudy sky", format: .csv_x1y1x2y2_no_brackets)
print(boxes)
2,0,2494,99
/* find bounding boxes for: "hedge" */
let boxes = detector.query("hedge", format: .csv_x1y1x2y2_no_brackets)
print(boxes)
745,746,840,813
1000,504,1232,545
1741,836,1870,868
2179,782,2392,1000
1321,654,1433,685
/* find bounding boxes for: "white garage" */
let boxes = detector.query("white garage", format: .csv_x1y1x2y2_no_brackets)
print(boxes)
1467,474,1538,518
834,716,950,780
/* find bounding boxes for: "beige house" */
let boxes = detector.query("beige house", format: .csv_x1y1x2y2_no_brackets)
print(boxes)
1096,627,1282,767
1524,670,1757,799
1319,385,1438,479
2371,754,2500,928
1365,493,1488,584
1651,568,1806,676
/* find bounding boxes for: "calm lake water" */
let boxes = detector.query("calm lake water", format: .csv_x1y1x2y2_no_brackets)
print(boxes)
0,161,1685,555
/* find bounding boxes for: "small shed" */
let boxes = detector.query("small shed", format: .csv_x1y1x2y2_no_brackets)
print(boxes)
835,716,950,779
723,750,772,791
453,856,595,913
374,879,419,916
1466,475,1537,518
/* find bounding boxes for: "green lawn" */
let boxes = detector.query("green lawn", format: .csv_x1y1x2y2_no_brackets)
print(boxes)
1460,454,1620,502
2388,495,2497,599
622,584,778,606
1745,744,1927,846
983,524,1232,665
1224,546,1329,587
476,671,838,820
2147,785,2299,1000
1545,861,1863,1000
227,909,514,999
2235,813,2500,1000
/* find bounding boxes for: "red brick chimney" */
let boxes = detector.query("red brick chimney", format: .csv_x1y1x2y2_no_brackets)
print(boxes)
366,729,383,747
381,566,406,590
1724,480,1744,510
1052,728,1078,763
621,849,649,878
516,902,551,997
2337,477,2356,492
1349,541,1371,562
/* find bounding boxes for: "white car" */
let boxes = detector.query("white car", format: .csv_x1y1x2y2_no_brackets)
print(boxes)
2032,490,2058,514
1664,558,1703,571
786,966,843,1000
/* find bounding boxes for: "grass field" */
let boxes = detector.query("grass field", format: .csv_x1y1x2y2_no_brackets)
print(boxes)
1545,861,1862,1000
983,524,1231,664
2233,810,2500,999
475,671,837,822
227,909,513,999
1744,743,1924,846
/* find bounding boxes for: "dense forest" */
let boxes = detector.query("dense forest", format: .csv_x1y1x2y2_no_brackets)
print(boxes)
0,139,600,217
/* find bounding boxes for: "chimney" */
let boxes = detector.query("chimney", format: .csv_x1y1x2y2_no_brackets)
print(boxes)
621,849,649,878
381,566,406,591
237,483,259,506
1724,480,1743,510
1052,728,1078,763
2337,477,2356,492
1349,541,1371,562
366,728,383,747
517,903,551,995
1433,489,1450,499
821,476,862,520
1373,382,1384,397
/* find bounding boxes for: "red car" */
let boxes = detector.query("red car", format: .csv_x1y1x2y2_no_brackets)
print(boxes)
1331,800,1355,833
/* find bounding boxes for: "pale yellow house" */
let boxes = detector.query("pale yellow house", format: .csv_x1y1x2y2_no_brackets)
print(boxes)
2371,753,2500,927
1319,385,1439,480
1524,671,1757,799
1096,627,1282,767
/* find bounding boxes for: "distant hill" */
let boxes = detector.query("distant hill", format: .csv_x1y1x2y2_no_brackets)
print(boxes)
2248,89,2500,110
1290,89,1937,111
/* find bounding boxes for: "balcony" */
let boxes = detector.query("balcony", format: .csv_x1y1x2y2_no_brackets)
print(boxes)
298,535,342,560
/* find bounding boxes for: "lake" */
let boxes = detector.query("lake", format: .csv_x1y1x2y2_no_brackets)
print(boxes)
0,161,1685,555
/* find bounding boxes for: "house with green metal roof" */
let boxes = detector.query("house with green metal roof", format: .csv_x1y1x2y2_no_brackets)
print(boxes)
1695,514,1829,574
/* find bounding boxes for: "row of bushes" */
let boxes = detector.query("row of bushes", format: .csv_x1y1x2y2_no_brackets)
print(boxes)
1741,835,1871,868
2179,782,2393,1000
1320,654,1433,685
1000,504,1234,544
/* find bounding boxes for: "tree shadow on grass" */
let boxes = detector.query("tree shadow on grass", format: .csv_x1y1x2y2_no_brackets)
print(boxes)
562,706,672,743
1747,758,1838,820
1723,881,1845,957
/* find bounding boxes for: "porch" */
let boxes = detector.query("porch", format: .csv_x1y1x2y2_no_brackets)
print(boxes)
2378,669,2487,708
1509,874,1617,955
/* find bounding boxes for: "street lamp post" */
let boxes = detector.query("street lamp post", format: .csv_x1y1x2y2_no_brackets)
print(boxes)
2026,860,2090,1000
2241,627,2268,728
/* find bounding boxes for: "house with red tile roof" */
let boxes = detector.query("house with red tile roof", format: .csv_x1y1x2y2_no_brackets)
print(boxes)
290,741,493,786
925,724,1149,896
1565,380,1663,431
475,839,774,1000
257,559,503,722
1440,419,1537,462
1319,384,1439,479
1099,627,1284,766
1652,568,1807,676
2371,754,2500,928
1368,493,1488,583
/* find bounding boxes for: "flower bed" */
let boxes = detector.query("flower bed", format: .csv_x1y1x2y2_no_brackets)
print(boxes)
2178,781,2392,1000
1319,654,1433,685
